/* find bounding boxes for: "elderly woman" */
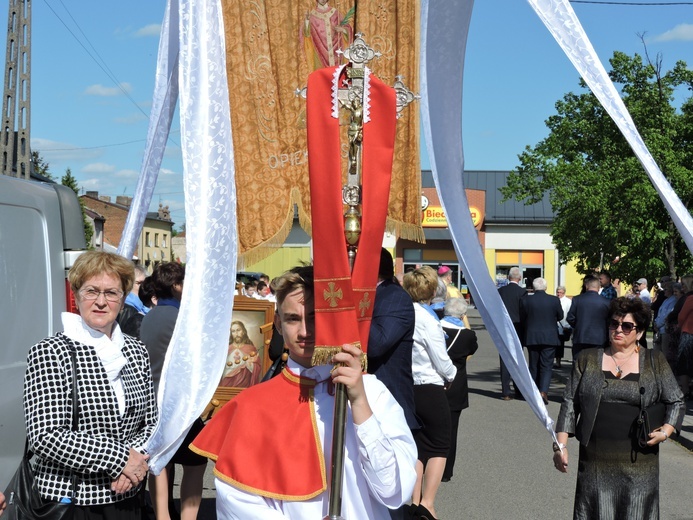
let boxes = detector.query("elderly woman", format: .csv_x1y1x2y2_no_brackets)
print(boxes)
23,251,157,518
553,297,684,519
403,266,457,520
440,297,478,483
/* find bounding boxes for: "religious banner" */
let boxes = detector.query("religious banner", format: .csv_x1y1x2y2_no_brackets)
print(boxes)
220,0,423,266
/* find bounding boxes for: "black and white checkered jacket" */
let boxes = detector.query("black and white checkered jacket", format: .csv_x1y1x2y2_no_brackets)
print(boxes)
23,332,158,506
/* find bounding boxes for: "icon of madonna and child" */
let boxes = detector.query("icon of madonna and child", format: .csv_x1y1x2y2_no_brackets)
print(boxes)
219,320,264,388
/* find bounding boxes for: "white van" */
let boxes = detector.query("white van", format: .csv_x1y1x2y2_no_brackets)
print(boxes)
0,175,87,487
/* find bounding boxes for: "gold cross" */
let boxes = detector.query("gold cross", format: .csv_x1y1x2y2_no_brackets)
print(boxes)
324,282,343,308
359,292,371,317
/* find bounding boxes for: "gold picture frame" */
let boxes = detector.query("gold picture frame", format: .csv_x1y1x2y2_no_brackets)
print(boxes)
202,296,275,419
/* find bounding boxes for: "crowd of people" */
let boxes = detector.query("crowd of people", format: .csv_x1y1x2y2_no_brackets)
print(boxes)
5,252,689,520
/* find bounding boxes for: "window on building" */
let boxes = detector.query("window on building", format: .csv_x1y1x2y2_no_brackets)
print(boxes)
495,250,544,289
162,234,167,248
145,232,151,247
155,233,159,247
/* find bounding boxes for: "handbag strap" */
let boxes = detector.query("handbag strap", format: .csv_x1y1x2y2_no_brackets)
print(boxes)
639,349,658,414
446,328,463,352
67,342,79,499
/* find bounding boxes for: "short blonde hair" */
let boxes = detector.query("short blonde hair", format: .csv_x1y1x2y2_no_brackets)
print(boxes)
68,251,135,295
403,265,438,303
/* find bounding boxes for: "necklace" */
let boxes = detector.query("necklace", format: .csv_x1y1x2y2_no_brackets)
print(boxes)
608,347,638,378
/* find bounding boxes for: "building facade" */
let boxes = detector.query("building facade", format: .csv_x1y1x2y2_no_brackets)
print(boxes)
243,170,583,295
81,192,174,272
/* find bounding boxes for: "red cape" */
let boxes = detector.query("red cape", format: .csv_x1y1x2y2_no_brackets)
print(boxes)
190,368,326,500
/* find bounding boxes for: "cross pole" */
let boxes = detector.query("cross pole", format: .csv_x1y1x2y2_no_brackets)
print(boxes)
324,34,417,520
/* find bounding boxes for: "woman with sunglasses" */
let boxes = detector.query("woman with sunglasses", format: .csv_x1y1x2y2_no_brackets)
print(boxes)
552,297,684,519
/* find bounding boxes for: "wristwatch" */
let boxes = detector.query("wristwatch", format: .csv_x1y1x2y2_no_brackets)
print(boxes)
552,442,566,453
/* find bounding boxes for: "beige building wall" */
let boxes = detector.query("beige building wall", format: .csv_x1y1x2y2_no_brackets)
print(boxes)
142,220,173,268
245,246,312,280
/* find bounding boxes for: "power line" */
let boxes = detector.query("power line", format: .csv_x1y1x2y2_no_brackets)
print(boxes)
571,1,693,5
38,128,181,152
41,138,148,151
41,0,149,118
40,1,182,149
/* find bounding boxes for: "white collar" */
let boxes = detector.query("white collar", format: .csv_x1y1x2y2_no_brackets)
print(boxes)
286,358,333,383
61,312,127,382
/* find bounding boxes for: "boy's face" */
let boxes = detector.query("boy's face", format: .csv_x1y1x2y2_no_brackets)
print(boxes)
275,287,315,368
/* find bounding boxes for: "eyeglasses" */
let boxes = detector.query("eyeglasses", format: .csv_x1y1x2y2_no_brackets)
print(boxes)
608,319,637,335
79,287,124,302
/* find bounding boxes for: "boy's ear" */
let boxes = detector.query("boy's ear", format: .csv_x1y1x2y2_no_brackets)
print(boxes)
273,312,282,334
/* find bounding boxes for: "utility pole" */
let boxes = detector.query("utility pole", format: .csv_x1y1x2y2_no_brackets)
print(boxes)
1,0,31,178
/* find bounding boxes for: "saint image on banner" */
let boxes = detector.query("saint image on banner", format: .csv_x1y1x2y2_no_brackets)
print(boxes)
220,320,263,388
302,0,354,71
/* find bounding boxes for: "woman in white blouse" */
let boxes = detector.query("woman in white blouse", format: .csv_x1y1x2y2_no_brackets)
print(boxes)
403,266,457,520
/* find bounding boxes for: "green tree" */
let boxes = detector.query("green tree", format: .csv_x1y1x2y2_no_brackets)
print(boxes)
502,50,693,283
31,150,52,179
61,168,94,247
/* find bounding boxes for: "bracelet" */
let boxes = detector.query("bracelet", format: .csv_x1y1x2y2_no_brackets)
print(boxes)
660,430,669,442
552,442,566,453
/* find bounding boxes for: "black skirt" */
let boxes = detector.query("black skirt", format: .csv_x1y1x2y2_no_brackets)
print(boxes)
170,418,208,466
413,384,451,462
74,495,141,520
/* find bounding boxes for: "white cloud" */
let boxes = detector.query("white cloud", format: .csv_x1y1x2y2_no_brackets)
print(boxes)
652,24,693,42
82,162,116,174
31,137,103,163
84,83,133,97
114,168,140,179
134,24,161,37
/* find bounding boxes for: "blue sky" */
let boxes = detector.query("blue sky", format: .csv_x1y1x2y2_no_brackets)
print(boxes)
9,0,693,229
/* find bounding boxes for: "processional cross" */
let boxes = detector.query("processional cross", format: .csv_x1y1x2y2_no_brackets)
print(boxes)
321,34,418,520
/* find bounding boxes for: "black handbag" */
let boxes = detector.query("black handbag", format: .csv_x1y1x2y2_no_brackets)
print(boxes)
635,350,667,449
3,346,79,519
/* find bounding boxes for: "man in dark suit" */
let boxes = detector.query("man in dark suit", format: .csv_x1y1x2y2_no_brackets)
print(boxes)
368,248,418,431
567,275,611,359
520,277,563,405
497,267,526,400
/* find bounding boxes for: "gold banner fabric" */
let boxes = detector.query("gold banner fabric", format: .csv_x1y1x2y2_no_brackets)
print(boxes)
354,1,423,242
222,1,423,267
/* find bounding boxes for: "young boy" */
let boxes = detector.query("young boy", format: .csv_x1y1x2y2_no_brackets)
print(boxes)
191,265,416,519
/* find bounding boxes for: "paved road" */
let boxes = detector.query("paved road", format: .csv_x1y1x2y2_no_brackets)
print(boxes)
173,308,693,519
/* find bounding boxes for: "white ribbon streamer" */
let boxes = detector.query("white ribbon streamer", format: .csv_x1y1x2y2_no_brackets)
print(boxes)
421,0,556,437
528,0,693,253
146,0,237,473
117,0,179,260
117,0,237,473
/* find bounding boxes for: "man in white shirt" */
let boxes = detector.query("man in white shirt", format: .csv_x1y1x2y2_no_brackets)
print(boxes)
191,265,417,519
635,278,652,304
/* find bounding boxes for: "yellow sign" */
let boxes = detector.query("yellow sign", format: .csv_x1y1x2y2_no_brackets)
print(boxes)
469,206,482,227
421,206,483,228
422,206,448,228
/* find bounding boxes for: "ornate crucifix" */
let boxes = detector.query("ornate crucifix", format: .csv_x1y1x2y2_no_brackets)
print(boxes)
319,33,417,520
